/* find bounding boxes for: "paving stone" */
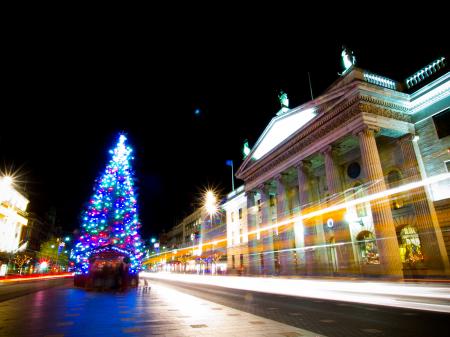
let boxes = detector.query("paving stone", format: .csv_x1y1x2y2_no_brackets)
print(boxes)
0,280,325,337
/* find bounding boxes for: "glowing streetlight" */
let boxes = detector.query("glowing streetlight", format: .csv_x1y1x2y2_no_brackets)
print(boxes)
204,190,218,274
204,191,217,216
1,176,13,186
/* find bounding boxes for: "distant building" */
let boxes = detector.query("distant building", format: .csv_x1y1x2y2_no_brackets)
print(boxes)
145,206,227,274
21,212,52,254
222,186,249,274
0,177,29,253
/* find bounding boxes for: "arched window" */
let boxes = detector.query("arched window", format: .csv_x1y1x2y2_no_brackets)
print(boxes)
387,170,404,209
356,231,380,264
399,225,423,264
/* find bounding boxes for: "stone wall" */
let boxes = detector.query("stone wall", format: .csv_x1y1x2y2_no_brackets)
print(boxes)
434,199,450,261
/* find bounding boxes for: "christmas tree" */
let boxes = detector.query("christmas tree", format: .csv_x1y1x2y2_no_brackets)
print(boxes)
72,134,143,274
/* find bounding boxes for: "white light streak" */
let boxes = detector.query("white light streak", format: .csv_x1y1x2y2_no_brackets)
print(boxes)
141,272,450,313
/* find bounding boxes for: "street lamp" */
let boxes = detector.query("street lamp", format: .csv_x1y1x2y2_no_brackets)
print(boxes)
204,190,217,274
0,176,13,187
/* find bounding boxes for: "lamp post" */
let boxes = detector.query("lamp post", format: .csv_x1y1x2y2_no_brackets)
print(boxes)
204,191,217,274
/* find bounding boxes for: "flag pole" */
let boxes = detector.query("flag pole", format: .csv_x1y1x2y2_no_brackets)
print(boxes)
231,160,235,191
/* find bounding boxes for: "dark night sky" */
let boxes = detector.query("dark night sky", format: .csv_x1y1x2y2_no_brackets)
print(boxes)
1,17,448,240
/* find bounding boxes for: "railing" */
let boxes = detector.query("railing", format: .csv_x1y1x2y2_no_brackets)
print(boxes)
363,72,397,90
405,57,446,89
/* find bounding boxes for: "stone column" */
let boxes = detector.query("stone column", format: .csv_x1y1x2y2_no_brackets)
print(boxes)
246,190,259,275
256,184,274,274
275,174,287,222
297,161,310,207
358,126,403,278
321,145,355,274
274,174,295,275
399,135,450,274
257,184,270,227
321,145,342,196
296,161,314,274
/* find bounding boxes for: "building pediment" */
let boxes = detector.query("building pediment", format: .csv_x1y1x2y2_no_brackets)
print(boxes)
237,83,360,177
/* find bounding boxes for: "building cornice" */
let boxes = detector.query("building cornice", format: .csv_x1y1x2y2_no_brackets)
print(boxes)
238,95,412,190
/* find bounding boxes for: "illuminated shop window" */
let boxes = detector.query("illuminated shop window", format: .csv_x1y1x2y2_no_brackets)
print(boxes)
357,231,380,265
269,195,276,207
399,225,423,265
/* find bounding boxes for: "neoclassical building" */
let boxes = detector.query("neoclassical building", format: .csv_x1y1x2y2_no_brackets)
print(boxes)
233,56,450,278
0,177,29,254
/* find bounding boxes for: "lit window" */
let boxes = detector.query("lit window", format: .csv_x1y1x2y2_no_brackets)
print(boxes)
269,195,275,207
399,225,423,265
357,231,380,264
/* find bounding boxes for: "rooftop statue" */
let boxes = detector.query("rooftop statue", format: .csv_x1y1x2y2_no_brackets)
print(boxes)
277,90,290,115
278,90,289,109
340,46,356,75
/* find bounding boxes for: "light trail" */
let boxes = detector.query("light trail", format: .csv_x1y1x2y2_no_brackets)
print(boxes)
141,272,450,313
0,273,74,283
145,173,450,261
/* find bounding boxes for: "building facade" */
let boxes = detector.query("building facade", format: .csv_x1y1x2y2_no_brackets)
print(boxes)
0,177,29,254
235,56,450,278
145,207,227,274
222,186,249,274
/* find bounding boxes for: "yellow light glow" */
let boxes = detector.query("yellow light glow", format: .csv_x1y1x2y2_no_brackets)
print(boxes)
0,176,13,186
145,173,450,265
204,190,217,215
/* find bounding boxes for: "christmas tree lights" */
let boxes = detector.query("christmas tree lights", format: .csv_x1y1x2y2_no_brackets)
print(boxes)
71,134,143,274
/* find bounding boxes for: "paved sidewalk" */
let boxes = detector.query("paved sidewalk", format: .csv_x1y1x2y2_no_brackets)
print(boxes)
0,280,324,337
